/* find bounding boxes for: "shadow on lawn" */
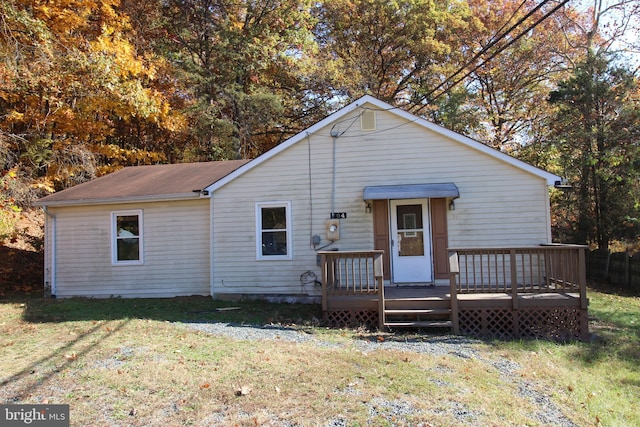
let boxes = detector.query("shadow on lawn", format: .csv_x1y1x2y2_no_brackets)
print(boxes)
1,318,131,401
19,296,323,326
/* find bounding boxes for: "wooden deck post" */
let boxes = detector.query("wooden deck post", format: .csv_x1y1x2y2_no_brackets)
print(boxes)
578,246,590,341
510,249,519,310
578,247,588,310
375,253,386,331
510,249,519,338
378,281,385,331
448,251,460,335
321,253,328,312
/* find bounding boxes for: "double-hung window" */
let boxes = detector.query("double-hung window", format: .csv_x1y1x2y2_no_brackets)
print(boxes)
111,210,144,265
256,202,292,260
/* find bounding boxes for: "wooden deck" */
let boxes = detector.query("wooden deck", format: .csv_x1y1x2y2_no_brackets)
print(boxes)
320,246,589,341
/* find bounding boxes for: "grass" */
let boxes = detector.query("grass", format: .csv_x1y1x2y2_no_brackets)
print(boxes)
1,288,638,426
488,284,640,426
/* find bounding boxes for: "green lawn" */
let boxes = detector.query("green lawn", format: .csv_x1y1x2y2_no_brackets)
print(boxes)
1,287,638,426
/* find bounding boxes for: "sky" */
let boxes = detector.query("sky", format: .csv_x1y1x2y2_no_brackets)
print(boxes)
573,0,640,65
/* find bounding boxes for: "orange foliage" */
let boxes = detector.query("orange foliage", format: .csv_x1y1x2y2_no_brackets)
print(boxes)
0,0,185,189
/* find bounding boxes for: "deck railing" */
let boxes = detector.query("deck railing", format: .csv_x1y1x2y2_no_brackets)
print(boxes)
448,244,588,309
319,250,384,311
320,246,588,339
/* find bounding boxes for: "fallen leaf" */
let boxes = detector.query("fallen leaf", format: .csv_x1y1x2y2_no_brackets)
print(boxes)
568,385,574,392
275,386,281,394
377,336,385,342
200,383,210,389
235,386,251,396
64,352,78,361
129,408,137,416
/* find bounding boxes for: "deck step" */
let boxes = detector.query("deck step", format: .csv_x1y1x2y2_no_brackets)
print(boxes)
384,309,451,315
384,300,451,310
384,320,453,328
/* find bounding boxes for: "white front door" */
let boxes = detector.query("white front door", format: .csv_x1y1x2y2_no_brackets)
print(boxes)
390,199,432,283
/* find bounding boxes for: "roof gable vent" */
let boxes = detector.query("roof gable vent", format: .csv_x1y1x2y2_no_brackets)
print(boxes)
361,109,376,131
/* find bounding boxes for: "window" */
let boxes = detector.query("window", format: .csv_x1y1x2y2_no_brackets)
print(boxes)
111,210,143,265
256,202,292,260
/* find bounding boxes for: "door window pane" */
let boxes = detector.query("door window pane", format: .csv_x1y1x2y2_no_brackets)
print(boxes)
396,204,424,257
398,231,424,256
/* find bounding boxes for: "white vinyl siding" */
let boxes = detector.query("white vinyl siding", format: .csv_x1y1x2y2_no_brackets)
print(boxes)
210,103,553,296
48,199,210,298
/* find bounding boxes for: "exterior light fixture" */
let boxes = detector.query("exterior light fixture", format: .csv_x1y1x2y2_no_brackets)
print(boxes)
554,180,572,191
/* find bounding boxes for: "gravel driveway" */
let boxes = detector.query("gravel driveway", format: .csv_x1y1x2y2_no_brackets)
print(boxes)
179,321,577,427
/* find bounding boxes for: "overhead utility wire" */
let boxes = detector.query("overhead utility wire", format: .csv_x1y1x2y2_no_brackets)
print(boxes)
419,0,552,105
487,0,529,49
417,0,569,110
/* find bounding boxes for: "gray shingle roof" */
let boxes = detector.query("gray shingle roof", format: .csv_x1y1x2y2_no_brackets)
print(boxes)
36,160,250,206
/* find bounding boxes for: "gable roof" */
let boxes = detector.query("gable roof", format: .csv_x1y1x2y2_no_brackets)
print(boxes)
206,95,560,192
35,160,250,207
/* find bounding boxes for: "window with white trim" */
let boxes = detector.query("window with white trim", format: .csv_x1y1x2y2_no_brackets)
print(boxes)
111,210,144,265
256,202,292,260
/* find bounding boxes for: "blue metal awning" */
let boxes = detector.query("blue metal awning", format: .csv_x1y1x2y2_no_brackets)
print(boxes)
363,183,459,200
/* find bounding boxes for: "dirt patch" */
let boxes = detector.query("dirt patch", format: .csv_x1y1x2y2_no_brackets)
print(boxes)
0,210,44,296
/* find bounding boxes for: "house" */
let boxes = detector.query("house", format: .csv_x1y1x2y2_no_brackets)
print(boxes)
36,95,588,339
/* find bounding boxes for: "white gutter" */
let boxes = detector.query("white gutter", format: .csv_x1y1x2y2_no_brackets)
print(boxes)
33,192,205,208
42,206,56,297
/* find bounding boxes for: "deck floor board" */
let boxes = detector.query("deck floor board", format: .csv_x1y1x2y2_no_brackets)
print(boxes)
326,286,581,310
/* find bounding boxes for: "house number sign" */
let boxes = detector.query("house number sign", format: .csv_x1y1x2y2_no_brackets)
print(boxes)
330,212,347,219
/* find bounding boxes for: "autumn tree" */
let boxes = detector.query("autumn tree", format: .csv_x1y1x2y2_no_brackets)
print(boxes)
548,53,640,248
0,0,183,192
157,0,328,160
427,0,586,150
562,0,640,60
312,0,477,106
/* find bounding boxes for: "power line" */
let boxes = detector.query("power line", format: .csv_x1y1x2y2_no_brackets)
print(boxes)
414,0,570,111
421,0,545,103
